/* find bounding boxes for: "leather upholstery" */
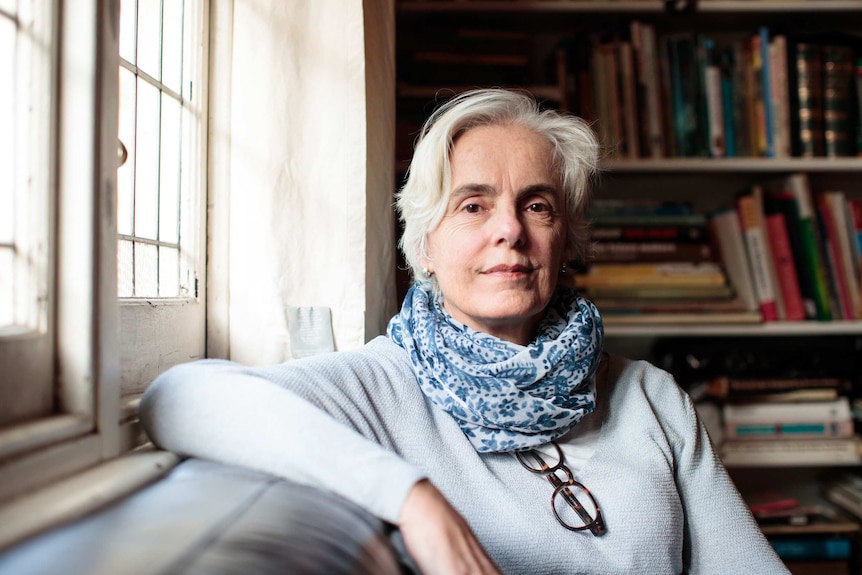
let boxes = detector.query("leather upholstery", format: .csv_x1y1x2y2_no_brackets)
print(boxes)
0,459,407,575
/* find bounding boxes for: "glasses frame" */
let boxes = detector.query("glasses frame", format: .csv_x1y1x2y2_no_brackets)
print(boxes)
516,441,606,536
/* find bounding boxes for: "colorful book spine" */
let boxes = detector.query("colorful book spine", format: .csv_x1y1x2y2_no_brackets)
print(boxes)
703,37,725,157
815,193,854,319
764,212,806,320
737,190,779,321
783,173,833,320
764,191,817,319
759,27,775,158
770,538,852,561
768,34,791,158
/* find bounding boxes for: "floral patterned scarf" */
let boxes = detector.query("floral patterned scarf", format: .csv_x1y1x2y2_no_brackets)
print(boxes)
386,282,604,453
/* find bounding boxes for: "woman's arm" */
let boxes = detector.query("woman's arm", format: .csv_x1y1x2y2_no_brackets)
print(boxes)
665,380,789,574
140,357,424,523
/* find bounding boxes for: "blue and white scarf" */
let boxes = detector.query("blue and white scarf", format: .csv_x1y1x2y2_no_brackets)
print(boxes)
386,283,604,453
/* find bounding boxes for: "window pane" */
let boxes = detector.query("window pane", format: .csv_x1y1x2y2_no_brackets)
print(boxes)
0,248,11,326
161,0,182,94
159,93,180,243
117,67,137,236
159,245,179,297
119,0,137,65
117,238,134,297
134,242,158,297
136,0,161,80
0,16,13,245
134,77,160,240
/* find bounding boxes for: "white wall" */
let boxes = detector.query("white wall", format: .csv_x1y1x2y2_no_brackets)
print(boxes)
207,0,397,364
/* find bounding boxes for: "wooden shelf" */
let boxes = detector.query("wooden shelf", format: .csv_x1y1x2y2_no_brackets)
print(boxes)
397,1,666,14
604,320,862,337
699,0,862,13
603,158,862,174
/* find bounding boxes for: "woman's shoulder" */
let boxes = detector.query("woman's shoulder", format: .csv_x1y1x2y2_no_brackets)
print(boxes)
602,353,694,419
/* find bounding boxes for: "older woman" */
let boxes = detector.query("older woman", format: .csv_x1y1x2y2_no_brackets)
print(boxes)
141,89,789,574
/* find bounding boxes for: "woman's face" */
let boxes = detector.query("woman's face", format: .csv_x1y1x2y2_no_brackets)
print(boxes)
424,123,567,345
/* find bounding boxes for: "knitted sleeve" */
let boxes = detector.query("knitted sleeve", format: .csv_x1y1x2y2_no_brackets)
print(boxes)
654,372,790,574
139,341,427,524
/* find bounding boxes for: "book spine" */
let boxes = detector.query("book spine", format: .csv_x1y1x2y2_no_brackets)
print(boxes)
764,213,806,320
759,27,775,158
640,22,665,158
725,419,854,441
823,484,862,521
823,44,855,157
591,241,715,263
703,38,725,158
785,174,833,320
619,41,640,159
769,34,791,158
795,43,824,157
709,209,759,312
770,538,852,560
591,223,707,242
723,397,851,423
737,193,779,321
815,194,853,319
827,192,861,319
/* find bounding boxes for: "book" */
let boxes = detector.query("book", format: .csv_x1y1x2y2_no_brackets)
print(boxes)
701,36,725,157
618,41,640,159
575,262,728,288
590,241,715,264
822,474,862,521
769,34,791,158
706,376,852,400
591,222,708,243
815,193,856,320
793,42,824,157
737,188,780,321
584,284,734,300
822,44,855,158
782,173,833,321
770,537,852,560
601,311,762,326
723,398,852,425
724,419,854,441
825,192,861,319
721,437,862,466
764,211,806,320
631,20,664,158
764,190,818,320
709,208,759,312
759,27,775,158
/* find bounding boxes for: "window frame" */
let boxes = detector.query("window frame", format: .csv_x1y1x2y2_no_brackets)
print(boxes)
0,0,121,503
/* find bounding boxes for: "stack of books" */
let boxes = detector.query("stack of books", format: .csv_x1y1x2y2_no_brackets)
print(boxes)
711,376,861,466
574,200,760,325
711,173,862,323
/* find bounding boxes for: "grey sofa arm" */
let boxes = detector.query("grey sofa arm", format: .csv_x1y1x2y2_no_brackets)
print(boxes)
0,458,412,575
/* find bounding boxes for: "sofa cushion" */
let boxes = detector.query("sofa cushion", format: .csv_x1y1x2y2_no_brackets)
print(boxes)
0,458,407,574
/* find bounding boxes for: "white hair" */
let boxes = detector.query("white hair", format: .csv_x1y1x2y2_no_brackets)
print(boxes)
396,88,601,285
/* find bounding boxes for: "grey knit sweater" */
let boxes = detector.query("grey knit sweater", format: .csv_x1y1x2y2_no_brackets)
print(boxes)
140,336,789,574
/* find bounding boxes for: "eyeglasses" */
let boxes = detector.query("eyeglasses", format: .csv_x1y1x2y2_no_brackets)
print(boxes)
515,441,606,536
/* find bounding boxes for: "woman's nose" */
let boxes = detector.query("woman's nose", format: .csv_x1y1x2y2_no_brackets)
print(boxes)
492,206,526,248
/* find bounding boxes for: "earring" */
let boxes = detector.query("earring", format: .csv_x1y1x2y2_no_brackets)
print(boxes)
560,262,567,274
423,268,434,278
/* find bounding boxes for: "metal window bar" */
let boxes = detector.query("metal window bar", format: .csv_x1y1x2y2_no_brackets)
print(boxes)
118,0,186,298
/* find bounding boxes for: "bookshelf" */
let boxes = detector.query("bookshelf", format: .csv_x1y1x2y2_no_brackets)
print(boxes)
395,4,862,567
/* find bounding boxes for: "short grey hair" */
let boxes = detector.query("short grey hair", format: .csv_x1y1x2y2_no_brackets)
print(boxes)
396,88,601,285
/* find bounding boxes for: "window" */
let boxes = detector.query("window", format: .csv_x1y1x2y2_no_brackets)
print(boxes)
116,0,207,400
0,0,207,516
0,0,56,427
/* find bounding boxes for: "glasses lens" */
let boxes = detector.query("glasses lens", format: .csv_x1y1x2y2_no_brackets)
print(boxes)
552,481,601,532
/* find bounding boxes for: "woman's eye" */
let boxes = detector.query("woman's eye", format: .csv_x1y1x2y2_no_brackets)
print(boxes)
463,203,482,214
526,202,550,213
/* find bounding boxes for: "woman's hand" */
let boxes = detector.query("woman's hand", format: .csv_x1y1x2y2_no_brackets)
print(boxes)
399,479,502,575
